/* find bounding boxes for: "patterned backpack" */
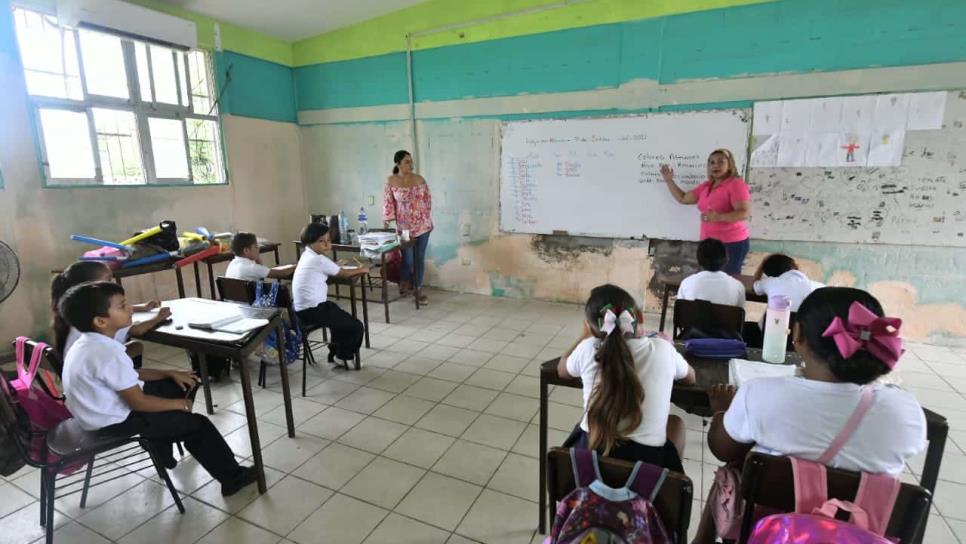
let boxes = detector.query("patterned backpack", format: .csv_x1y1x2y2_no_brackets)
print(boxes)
549,448,672,544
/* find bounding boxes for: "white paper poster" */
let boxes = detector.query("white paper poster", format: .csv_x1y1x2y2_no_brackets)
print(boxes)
777,133,807,167
867,130,906,167
750,134,780,167
839,95,876,133
805,132,840,167
836,132,870,167
780,99,812,134
873,94,911,130
809,99,843,133
753,102,782,135
907,91,946,130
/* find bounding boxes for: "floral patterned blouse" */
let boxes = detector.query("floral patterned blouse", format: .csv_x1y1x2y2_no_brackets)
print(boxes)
383,182,434,238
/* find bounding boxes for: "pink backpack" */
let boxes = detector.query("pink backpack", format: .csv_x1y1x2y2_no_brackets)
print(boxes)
748,387,900,543
10,338,84,474
549,448,671,544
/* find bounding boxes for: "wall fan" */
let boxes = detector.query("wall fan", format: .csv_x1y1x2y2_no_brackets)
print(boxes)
0,240,21,304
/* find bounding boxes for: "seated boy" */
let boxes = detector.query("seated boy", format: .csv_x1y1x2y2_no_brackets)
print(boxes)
59,282,257,496
678,238,746,308
225,232,294,282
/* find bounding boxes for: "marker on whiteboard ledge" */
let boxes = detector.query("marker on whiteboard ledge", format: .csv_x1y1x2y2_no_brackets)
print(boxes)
552,230,569,236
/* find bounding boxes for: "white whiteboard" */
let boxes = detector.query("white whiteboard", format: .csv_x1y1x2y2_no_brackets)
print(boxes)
749,91,966,246
499,110,750,240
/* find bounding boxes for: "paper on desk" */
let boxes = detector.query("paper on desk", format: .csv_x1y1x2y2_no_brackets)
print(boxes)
729,358,796,387
147,298,271,343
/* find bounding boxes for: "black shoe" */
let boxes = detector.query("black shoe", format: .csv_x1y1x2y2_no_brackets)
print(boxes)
327,350,336,363
154,443,177,469
221,466,258,496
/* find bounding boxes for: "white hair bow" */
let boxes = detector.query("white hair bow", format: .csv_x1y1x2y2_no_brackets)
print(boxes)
600,308,636,337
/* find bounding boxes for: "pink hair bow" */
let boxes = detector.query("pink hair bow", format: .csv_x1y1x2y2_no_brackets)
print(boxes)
822,301,904,368
600,308,636,337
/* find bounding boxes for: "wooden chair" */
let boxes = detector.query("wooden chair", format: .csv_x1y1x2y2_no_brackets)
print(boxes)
0,344,184,544
672,298,745,340
738,452,931,543
546,447,693,543
215,277,324,396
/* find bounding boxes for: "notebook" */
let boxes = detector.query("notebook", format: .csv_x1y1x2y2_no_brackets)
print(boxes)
729,358,797,387
187,315,268,334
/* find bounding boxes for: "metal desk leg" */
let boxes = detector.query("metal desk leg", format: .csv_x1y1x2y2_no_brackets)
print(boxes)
193,262,202,298
197,352,214,415
174,267,186,298
333,249,341,300
659,285,671,332
272,247,280,265
207,262,217,299
412,248,420,310
539,372,550,534
381,253,390,323
276,322,296,438
361,274,371,349
236,354,267,493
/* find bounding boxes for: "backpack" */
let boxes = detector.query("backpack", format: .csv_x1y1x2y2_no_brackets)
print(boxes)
748,387,900,544
382,249,402,284
0,377,27,477
9,338,84,474
549,448,672,544
252,281,302,366
189,352,230,382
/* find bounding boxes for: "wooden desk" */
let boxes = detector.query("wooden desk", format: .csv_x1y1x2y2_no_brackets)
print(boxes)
194,242,281,299
294,239,420,323
536,350,948,543
659,274,766,332
113,262,187,298
134,298,296,494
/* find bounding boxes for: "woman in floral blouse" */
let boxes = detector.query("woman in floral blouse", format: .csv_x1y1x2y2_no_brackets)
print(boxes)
383,150,433,305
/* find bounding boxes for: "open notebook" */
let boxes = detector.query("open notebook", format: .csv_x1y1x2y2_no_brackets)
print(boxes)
187,315,268,334
729,358,797,387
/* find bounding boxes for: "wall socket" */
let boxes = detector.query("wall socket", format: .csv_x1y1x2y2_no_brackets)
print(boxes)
461,257,471,266
367,195,375,206
461,224,470,236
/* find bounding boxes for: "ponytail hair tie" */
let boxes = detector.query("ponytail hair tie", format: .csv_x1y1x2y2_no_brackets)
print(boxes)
599,305,636,337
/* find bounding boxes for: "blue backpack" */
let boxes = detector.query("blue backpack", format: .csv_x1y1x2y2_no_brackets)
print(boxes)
253,281,302,365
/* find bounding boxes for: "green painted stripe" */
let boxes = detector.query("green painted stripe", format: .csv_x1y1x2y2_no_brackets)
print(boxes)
215,51,296,123
292,0,769,66
294,0,966,112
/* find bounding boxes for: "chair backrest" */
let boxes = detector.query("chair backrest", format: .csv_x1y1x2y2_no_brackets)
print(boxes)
739,452,931,543
672,298,745,340
547,447,693,544
216,276,256,304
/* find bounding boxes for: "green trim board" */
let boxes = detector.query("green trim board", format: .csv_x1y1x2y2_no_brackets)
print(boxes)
215,51,297,123
292,0,769,66
294,0,966,113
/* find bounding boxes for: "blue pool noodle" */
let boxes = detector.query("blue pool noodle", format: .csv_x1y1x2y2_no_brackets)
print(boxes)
121,252,173,268
70,234,131,252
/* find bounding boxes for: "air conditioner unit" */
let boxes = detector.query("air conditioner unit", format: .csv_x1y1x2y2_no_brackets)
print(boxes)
56,0,197,49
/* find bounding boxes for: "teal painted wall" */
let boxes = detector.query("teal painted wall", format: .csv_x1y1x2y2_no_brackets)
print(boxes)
215,51,297,124
293,0,966,112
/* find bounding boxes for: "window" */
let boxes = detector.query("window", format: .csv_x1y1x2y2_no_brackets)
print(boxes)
12,7,225,185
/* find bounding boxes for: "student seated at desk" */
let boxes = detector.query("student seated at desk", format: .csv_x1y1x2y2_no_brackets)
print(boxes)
51,261,171,365
558,284,696,472
678,238,746,308
225,232,294,282
744,253,825,346
293,222,369,366
59,282,258,496
692,287,925,543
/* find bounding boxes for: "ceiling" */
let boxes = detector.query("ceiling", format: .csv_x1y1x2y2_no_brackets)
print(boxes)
155,0,428,42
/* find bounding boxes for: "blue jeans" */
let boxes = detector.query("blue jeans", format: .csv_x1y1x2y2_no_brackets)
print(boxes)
723,238,750,275
400,231,430,287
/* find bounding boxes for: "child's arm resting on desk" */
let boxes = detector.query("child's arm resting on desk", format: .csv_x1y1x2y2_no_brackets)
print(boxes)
557,321,594,379
118,385,190,413
266,264,295,279
335,266,369,279
707,384,754,463
128,307,172,337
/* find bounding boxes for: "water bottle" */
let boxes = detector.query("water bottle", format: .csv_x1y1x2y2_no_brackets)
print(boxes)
762,295,791,364
338,211,348,243
357,207,368,235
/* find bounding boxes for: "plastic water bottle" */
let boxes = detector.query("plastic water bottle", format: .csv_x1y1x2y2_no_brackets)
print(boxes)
357,207,368,235
762,295,791,364
338,211,348,243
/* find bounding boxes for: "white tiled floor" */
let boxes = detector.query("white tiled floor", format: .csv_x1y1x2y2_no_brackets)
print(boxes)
3,289,966,543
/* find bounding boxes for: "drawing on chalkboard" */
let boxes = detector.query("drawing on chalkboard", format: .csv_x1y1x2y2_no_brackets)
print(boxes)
842,135,861,163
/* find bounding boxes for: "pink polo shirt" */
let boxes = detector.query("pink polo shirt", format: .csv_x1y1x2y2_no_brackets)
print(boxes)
690,176,750,243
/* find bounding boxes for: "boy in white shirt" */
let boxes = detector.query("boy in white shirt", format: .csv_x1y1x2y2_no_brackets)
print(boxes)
59,282,257,496
225,232,294,282
293,223,369,366
678,238,746,308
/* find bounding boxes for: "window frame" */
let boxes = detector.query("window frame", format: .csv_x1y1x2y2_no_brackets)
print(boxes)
12,5,227,187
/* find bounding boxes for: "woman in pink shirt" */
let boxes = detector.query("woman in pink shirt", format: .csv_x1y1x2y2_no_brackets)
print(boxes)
384,150,433,305
660,148,751,275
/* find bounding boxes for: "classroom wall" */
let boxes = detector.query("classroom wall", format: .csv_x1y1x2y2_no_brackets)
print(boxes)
295,0,966,344
0,1,306,345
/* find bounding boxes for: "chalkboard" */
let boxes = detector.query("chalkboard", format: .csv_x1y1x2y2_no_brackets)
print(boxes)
499,110,750,240
749,91,966,246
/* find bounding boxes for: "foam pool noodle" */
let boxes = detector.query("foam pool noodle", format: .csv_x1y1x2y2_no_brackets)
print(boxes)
119,226,162,247
70,235,132,252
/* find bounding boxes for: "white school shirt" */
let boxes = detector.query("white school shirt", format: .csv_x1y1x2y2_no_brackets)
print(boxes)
724,376,926,475
62,332,143,431
566,336,690,447
225,256,270,282
753,270,824,311
292,246,341,312
63,325,131,358
678,270,746,308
